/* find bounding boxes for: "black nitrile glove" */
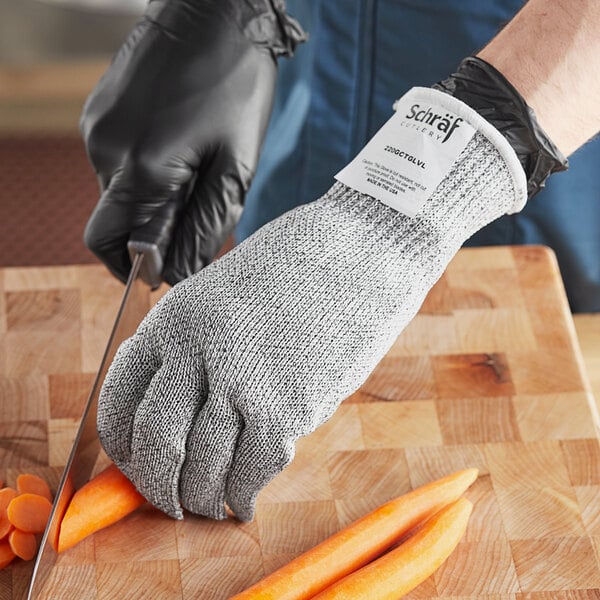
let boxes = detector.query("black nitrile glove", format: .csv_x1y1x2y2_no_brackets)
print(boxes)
433,56,568,198
82,0,305,285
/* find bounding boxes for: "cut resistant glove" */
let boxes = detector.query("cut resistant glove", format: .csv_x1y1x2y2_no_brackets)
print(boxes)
97,87,527,521
81,0,305,285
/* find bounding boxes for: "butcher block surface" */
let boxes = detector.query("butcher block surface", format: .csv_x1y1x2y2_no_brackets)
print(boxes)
1,245,600,599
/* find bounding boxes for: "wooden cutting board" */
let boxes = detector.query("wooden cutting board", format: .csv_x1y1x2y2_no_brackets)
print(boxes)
1,246,599,600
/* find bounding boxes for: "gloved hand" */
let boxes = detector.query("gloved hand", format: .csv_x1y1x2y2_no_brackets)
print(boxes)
81,0,305,285
97,87,527,521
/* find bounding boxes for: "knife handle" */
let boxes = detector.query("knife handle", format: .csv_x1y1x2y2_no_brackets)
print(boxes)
127,238,164,291
127,185,191,290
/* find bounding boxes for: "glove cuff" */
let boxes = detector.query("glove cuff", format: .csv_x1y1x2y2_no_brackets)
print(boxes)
433,56,568,198
394,86,528,215
225,0,307,58
146,0,307,59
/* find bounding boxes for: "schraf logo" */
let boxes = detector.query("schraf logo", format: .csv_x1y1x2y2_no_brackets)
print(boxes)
405,104,463,143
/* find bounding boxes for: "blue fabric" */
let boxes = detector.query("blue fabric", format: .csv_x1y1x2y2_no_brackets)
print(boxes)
237,0,600,312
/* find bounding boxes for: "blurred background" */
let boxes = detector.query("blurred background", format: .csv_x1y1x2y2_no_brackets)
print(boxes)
0,0,142,267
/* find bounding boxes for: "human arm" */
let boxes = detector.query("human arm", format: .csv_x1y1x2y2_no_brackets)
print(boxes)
478,0,600,157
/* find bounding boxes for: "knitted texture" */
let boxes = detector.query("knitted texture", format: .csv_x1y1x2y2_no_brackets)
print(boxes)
98,128,524,521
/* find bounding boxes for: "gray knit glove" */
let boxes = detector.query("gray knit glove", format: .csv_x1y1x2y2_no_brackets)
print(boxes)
97,88,526,521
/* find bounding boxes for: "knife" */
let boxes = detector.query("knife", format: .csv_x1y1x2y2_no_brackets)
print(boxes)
27,213,176,597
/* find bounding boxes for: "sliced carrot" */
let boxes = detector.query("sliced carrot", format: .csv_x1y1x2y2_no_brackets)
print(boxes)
0,488,18,512
0,540,16,570
57,463,146,553
16,474,53,503
312,498,472,599
0,487,18,541
8,529,38,561
0,511,14,541
7,493,53,534
48,473,74,553
230,468,478,600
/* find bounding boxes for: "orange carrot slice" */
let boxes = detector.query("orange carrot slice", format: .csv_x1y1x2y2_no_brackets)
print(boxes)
0,540,16,570
16,474,53,503
0,488,17,512
7,493,53,534
312,498,473,599
0,487,18,542
57,464,145,553
231,468,478,600
0,511,14,541
8,529,38,561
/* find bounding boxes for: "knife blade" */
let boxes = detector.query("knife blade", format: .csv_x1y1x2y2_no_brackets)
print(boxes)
27,241,162,599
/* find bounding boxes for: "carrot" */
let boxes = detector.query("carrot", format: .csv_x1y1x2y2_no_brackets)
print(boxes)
312,498,472,599
16,474,53,503
7,493,53,534
0,488,19,541
0,487,17,512
8,529,38,561
57,463,145,553
0,540,16,570
0,511,14,541
230,468,478,600
48,473,74,553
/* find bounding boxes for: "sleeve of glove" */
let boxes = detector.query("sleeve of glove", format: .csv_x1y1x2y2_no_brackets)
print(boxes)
82,0,306,286
97,86,529,522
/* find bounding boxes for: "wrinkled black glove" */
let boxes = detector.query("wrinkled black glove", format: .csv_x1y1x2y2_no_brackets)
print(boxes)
82,0,305,285
433,56,568,198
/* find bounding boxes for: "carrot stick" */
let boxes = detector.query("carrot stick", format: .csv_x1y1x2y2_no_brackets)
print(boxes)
57,463,145,553
230,468,478,600
16,474,53,503
7,493,52,534
0,540,16,570
312,498,472,599
8,529,38,561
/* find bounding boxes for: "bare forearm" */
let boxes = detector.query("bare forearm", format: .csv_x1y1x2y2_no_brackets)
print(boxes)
478,0,600,156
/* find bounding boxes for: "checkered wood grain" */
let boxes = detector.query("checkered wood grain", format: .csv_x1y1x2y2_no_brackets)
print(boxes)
1,247,599,599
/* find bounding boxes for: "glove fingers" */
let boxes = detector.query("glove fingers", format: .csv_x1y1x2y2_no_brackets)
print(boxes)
97,334,158,466
128,359,205,519
85,182,188,284
226,426,296,522
84,190,140,283
179,393,242,520
163,161,249,285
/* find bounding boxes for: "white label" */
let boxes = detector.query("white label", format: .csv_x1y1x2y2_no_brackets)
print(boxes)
335,90,476,217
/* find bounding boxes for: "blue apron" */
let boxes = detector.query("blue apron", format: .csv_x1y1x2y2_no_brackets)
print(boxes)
237,0,600,312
